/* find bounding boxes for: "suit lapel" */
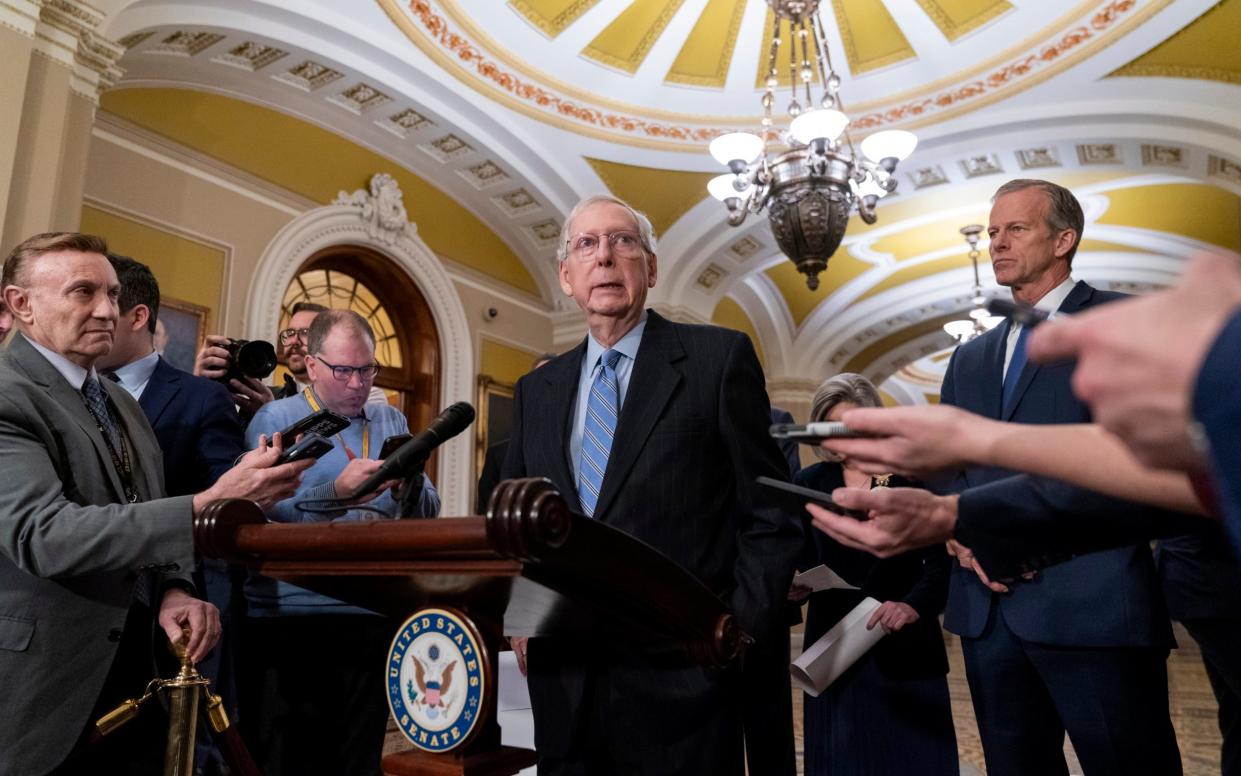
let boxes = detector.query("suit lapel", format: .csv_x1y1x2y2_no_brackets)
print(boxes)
8,335,127,501
542,340,585,504
108,380,162,500
139,357,181,429
592,312,683,520
1001,281,1093,421
978,322,1007,419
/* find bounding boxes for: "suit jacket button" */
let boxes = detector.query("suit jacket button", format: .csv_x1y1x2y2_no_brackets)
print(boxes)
108,628,124,643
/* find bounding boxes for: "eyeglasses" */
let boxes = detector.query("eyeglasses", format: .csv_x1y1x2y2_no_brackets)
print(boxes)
311,356,380,382
279,327,310,344
566,231,645,261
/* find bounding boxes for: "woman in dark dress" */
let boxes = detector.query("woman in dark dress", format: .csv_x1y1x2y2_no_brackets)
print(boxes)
794,373,958,776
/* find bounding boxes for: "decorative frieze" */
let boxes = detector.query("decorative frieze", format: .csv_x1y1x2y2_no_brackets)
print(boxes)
149,31,225,57
212,41,288,72
273,60,345,91
327,83,393,114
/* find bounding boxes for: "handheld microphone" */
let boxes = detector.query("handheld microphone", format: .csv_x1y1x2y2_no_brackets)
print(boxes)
352,402,475,497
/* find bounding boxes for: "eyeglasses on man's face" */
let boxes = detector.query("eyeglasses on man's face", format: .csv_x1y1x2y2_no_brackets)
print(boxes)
311,355,381,382
566,231,645,262
279,327,310,344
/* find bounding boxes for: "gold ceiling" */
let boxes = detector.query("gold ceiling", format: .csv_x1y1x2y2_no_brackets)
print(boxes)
518,0,1012,83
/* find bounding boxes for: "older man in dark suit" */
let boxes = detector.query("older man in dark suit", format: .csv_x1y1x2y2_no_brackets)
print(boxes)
501,196,802,774
0,232,307,776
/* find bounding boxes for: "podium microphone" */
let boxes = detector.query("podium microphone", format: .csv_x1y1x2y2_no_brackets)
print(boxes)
352,402,475,498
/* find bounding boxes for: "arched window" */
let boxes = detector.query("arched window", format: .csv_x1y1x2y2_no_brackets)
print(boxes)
280,245,442,472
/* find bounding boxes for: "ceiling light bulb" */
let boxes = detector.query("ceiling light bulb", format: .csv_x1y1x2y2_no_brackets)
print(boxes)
853,176,887,199
943,320,976,340
789,109,849,145
709,132,764,167
707,174,753,202
860,130,918,163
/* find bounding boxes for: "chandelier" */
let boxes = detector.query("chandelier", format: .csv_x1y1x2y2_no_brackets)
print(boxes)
706,0,917,291
942,224,1003,343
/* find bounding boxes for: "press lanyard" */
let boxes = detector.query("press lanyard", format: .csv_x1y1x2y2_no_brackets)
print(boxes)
303,388,368,459
92,405,138,503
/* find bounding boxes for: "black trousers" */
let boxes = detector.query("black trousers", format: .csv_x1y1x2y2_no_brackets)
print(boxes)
238,614,395,776
962,601,1181,776
741,622,796,776
527,637,744,775
1183,618,1241,776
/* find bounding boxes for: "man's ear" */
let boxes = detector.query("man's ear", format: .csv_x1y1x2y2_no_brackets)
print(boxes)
1054,229,1077,259
129,304,151,333
3,285,33,325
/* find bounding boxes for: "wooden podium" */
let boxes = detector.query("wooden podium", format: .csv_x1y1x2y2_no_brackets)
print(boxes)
194,478,745,776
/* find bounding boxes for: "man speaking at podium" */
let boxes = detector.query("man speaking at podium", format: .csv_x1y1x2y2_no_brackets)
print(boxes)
0,232,308,776
502,196,802,774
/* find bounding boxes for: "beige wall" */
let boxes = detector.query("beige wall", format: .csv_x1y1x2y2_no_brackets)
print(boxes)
81,119,556,377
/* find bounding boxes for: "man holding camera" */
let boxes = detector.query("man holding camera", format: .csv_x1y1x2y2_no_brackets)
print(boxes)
196,301,385,419
240,308,438,776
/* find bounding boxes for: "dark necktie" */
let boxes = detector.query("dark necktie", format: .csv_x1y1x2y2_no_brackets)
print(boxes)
578,349,622,518
100,369,121,384
82,373,119,445
1001,324,1032,413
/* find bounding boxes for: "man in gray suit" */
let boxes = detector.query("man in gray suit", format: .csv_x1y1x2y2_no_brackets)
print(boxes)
0,232,310,776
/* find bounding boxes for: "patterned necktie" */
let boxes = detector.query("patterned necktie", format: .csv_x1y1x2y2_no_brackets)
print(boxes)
1001,324,1032,413
578,349,622,518
82,373,119,445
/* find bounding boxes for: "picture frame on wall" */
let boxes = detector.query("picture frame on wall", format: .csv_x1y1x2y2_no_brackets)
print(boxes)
475,375,515,484
157,297,209,374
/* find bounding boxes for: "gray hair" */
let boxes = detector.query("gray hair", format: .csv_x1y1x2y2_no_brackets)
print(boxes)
556,195,657,263
809,373,882,422
992,179,1085,265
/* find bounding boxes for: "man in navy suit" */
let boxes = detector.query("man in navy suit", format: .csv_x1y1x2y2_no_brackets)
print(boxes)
97,255,247,774
815,180,1182,775
941,179,1181,775
501,195,802,774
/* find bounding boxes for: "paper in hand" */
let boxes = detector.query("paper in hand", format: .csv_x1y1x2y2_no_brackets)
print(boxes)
793,564,859,592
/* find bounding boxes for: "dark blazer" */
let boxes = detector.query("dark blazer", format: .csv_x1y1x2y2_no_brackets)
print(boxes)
796,463,949,679
140,357,245,497
0,335,195,776
502,310,803,637
771,407,801,476
476,440,507,515
942,281,1172,649
1194,308,1241,550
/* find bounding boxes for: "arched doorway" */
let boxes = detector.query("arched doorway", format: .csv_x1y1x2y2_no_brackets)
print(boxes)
279,245,442,476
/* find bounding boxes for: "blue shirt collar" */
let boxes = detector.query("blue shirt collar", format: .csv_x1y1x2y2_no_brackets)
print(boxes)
111,349,160,391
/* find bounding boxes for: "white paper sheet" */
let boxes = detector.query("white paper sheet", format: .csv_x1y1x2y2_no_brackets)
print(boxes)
790,596,885,697
793,564,859,592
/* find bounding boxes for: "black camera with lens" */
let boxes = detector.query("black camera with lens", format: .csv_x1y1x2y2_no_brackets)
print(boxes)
215,339,278,385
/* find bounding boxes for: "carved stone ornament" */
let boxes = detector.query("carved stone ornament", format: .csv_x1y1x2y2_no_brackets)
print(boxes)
333,173,418,245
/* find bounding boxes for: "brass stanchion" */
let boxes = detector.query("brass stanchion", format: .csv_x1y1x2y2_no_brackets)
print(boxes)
91,630,263,776
161,634,210,776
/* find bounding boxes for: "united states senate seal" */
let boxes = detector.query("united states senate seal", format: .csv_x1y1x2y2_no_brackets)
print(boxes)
387,607,487,752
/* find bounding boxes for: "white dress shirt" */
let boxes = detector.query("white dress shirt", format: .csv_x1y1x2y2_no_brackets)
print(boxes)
1002,277,1076,379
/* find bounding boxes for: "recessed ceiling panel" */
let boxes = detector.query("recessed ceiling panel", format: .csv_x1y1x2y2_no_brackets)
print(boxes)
914,0,1013,42
666,0,748,88
509,0,603,37
581,0,687,74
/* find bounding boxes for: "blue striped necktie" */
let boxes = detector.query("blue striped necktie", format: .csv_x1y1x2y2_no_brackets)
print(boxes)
578,349,622,518
1002,324,1032,413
